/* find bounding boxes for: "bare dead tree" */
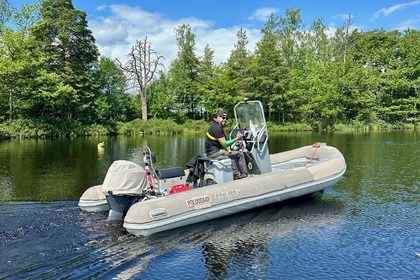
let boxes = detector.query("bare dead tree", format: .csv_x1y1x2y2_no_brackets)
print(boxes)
116,37,164,121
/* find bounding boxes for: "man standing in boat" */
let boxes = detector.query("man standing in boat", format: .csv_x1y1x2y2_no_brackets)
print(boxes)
205,109,249,180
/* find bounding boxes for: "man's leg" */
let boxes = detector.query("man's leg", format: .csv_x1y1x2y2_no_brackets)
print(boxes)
229,151,248,177
210,151,240,179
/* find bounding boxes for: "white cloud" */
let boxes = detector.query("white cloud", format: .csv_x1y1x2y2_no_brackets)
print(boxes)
248,7,280,22
88,4,262,70
394,17,419,30
372,0,420,20
90,18,128,44
96,5,107,12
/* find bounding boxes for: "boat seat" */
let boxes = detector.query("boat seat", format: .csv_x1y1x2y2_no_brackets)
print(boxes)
209,157,231,166
206,157,233,183
155,167,185,180
155,167,186,191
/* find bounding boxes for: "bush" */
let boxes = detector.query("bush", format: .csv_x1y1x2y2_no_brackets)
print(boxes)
84,124,110,136
116,118,183,135
267,121,313,133
182,119,208,134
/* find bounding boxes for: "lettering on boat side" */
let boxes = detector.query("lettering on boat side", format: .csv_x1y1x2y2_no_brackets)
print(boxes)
149,208,167,218
213,188,243,201
186,195,211,209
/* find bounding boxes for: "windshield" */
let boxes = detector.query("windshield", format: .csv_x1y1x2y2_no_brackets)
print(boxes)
234,101,266,132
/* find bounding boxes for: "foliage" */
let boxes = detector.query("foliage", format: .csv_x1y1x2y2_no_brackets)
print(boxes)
169,24,201,120
117,118,184,135
181,119,209,134
94,56,140,122
0,118,84,138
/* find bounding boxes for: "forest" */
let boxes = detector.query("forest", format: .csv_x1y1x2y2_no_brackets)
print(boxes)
0,0,418,138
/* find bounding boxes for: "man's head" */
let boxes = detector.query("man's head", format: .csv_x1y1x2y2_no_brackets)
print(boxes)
215,109,228,125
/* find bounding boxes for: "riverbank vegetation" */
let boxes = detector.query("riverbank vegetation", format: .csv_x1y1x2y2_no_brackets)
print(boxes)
0,1,418,139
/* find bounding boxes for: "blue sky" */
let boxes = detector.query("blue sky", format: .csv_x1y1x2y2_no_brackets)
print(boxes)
11,0,420,68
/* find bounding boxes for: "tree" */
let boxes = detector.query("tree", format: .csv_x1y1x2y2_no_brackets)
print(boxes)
0,0,10,30
377,29,420,123
147,71,181,120
94,56,138,123
254,13,287,121
224,28,254,103
170,24,201,119
0,2,40,122
10,0,41,33
277,9,303,70
116,37,164,121
197,44,220,119
0,0,10,32
28,0,99,125
395,29,419,123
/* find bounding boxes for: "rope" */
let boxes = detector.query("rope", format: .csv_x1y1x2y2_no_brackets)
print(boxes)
304,142,321,166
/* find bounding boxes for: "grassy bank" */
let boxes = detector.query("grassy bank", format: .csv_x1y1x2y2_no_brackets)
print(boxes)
0,118,418,140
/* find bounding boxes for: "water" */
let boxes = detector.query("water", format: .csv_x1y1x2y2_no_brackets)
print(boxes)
0,132,419,279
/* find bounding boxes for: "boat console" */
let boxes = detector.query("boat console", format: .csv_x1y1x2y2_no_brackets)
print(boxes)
230,100,272,175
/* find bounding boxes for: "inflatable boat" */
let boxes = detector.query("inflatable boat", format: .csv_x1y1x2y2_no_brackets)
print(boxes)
78,100,346,236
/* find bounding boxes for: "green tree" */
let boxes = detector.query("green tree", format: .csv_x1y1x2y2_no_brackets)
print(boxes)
0,2,40,123
10,0,41,33
170,24,201,120
267,9,305,124
254,13,288,122
224,28,253,103
277,9,303,70
350,29,419,124
395,29,419,123
148,71,182,120
0,30,31,121
197,44,224,119
94,56,138,123
377,29,419,123
0,0,10,30
28,0,99,125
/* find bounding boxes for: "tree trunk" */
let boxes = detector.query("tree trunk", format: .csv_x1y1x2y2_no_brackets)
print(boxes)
9,88,12,121
141,92,148,121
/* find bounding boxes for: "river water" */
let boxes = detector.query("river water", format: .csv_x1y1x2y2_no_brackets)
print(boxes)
0,131,418,279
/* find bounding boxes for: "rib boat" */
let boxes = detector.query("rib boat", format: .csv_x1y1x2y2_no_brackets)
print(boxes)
78,100,346,236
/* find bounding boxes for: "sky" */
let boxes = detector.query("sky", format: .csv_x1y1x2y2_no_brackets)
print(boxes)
11,0,420,69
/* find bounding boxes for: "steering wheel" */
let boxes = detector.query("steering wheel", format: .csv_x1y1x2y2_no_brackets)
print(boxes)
231,129,250,151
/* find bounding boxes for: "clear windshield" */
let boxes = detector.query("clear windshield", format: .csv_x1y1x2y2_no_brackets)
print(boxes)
233,101,266,132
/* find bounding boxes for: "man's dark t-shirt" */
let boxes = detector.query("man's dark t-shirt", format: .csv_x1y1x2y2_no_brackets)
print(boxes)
205,121,226,154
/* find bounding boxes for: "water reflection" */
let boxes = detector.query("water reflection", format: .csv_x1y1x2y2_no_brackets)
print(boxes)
197,195,343,279
97,141,105,158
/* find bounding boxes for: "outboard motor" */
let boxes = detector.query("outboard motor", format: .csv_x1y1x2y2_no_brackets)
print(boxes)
102,160,149,220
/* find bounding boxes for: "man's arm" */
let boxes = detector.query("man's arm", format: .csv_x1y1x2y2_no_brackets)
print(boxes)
218,131,243,148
